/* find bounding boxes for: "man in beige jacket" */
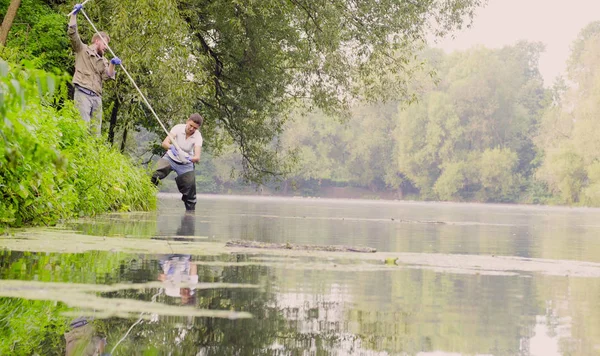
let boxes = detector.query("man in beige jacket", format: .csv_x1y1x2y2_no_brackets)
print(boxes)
64,317,106,356
68,3,120,136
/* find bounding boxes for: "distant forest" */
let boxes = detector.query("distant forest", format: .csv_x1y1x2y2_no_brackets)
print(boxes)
202,30,600,206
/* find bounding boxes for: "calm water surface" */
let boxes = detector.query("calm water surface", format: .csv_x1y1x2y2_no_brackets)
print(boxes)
1,194,600,355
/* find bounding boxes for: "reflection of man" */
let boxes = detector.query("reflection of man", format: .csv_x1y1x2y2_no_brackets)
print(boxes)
158,254,198,305
64,317,107,356
176,213,195,236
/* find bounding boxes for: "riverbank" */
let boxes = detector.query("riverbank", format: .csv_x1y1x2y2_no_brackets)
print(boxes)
0,61,156,233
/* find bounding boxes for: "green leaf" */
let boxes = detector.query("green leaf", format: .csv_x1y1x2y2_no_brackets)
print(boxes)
46,76,55,98
4,117,13,130
18,184,29,199
0,60,8,77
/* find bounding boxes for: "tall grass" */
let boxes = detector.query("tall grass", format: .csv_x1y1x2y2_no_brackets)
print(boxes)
0,60,157,232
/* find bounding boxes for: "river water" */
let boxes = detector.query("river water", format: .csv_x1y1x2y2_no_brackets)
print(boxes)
1,194,600,355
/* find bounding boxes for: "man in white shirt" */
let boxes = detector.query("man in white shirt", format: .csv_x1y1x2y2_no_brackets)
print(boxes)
151,113,204,211
158,254,198,306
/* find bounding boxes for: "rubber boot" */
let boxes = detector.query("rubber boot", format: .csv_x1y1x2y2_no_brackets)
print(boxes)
176,171,197,211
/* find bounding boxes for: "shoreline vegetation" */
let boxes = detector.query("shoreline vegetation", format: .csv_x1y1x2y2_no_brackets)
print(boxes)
5,0,600,233
0,60,157,233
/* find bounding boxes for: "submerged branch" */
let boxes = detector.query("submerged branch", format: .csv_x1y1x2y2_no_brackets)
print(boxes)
226,239,376,253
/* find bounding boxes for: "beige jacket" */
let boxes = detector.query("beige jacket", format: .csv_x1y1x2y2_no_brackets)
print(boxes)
68,24,114,96
64,324,105,356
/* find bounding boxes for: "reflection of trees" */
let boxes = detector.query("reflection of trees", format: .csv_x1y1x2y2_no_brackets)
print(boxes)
378,270,538,355
0,249,153,355
66,212,158,238
1,249,297,354
98,256,299,355
0,210,600,355
532,277,600,355
0,250,155,284
268,267,541,355
0,298,69,355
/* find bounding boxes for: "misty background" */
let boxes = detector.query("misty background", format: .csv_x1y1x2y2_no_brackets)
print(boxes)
181,0,600,207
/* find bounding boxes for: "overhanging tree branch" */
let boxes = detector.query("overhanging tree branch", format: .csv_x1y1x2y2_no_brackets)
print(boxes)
0,0,22,46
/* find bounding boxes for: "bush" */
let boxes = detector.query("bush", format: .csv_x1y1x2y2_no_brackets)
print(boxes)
0,0,72,72
477,148,521,202
0,60,157,232
0,297,70,355
433,161,468,201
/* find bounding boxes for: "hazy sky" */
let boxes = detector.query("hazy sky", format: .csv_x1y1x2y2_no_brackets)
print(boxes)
433,0,600,86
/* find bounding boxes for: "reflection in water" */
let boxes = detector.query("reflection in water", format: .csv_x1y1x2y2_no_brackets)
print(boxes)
158,254,198,305
2,196,600,354
64,317,107,356
176,212,196,237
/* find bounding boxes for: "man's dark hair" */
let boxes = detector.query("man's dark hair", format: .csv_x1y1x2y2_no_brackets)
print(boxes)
188,113,203,127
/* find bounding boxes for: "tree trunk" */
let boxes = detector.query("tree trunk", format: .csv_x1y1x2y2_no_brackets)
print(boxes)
120,127,128,153
107,98,120,145
0,0,22,46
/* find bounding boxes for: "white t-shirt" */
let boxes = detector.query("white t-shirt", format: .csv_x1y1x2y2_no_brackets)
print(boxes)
166,124,203,163
161,256,198,297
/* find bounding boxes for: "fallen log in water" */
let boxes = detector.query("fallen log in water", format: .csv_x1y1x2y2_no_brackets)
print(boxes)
225,240,376,253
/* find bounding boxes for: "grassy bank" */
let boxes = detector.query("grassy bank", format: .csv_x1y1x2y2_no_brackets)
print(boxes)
0,60,156,232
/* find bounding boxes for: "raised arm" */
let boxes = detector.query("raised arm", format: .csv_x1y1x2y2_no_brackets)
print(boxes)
67,6,84,53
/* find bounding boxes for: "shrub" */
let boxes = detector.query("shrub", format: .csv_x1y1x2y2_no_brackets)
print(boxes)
0,60,157,232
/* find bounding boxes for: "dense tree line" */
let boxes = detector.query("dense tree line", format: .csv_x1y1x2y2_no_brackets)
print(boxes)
210,25,600,206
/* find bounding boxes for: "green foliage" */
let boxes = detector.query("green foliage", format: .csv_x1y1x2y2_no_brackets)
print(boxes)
433,161,470,201
178,0,482,182
0,60,157,231
242,42,556,203
12,0,595,206
581,162,600,205
0,0,71,72
537,146,586,204
0,298,70,356
535,22,600,206
194,152,219,193
393,43,547,202
477,148,521,202
55,0,482,183
98,0,199,144
2,0,484,184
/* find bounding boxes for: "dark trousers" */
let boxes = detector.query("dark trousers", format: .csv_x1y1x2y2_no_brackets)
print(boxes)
152,158,197,211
